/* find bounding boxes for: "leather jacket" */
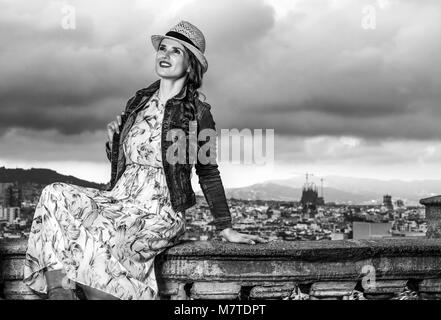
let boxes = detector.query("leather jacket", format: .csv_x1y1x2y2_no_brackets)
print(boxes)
105,80,232,231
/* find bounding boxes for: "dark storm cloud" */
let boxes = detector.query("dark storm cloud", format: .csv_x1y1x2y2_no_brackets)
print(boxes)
177,0,276,53
0,0,440,141
0,0,276,136
0,0,158,135
225,108,441,140
203,0,441,141
0,106,105,134
254,95,411,118
0,128,107,162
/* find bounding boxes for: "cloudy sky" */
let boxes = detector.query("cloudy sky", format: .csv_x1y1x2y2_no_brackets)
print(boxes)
0,0,440,188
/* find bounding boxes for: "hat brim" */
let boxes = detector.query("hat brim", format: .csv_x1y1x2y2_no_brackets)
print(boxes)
151,35,208,73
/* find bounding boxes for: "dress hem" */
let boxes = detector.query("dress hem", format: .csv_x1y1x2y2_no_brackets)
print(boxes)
23,268,160,300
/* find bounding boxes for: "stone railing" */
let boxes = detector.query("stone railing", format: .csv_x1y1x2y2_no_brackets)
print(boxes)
2,238,441,300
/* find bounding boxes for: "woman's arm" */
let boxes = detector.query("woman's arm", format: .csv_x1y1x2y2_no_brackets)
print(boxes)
194,104,232,231
195,104,267,244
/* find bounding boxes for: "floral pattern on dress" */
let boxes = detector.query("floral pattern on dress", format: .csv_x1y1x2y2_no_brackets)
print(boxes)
23,90,186,300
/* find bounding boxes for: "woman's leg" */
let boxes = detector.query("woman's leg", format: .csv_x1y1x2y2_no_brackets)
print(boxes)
45,269,78,300
25,182,161,300
77,283,120,300
24,182,102,298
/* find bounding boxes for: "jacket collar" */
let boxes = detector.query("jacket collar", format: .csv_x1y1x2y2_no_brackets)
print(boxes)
137,79,188,102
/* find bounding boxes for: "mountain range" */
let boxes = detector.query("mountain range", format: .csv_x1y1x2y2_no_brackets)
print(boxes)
0,167,106,189
1,167,438,205
220,176,440,205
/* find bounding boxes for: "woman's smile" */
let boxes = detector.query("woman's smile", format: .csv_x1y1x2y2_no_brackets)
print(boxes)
159,61,172,68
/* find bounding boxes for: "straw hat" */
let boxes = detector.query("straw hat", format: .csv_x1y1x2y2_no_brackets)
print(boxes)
151,21,208,73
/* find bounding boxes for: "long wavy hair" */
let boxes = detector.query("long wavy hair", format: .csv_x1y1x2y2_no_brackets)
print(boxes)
182,48,206,122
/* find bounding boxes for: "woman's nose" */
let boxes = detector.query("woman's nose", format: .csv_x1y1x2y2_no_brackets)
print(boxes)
162,50,172,59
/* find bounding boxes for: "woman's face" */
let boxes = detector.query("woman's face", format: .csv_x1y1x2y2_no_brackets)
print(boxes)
155,38,190,80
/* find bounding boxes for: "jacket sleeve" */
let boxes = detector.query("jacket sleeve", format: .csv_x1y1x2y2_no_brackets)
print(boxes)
194,104,233,231
105,141,112,162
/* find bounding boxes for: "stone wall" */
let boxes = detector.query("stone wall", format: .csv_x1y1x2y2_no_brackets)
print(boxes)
2,238,441,300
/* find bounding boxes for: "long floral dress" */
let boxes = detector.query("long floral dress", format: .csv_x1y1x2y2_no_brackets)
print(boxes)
23,90,186,300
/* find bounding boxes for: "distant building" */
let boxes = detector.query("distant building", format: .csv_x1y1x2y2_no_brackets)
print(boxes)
330,232,347,240
0,206,21,224
1,183,22,208
390,230,426,238
316,197,325,206
395,199,405,208
383,195,394,211
300,185,319,213
270,209,281,219
0,183,14,206
353,221,392,240
317,178,325,206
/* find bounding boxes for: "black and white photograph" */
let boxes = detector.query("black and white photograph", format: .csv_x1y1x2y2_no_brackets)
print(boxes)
1,0,441,310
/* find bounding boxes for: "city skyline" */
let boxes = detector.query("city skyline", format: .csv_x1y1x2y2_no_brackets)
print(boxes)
1,0,440,186
2,166,440,207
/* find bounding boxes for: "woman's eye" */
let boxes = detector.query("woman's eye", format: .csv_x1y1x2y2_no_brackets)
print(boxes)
158,47,180,54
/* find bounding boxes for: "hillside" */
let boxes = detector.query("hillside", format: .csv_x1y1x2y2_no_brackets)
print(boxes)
0,167,106,189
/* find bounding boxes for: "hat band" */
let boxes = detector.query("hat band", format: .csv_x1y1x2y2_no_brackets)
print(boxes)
165,31,200,51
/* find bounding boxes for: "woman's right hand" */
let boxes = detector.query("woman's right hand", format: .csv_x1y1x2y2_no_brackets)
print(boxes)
106,113,124,144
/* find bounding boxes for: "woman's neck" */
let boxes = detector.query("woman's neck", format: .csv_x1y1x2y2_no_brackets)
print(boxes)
158,77,186,102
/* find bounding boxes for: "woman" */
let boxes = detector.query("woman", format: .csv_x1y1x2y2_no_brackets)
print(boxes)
23,21,266,300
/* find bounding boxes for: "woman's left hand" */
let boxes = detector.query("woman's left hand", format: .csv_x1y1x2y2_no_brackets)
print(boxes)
219,228,268,245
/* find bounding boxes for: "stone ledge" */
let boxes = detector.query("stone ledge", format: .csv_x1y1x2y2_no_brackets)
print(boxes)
162,239,441,260
3,238,441,259
2,238,441,300
420,196,441,205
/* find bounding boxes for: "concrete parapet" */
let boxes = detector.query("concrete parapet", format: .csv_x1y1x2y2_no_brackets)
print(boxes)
2,238,441,300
